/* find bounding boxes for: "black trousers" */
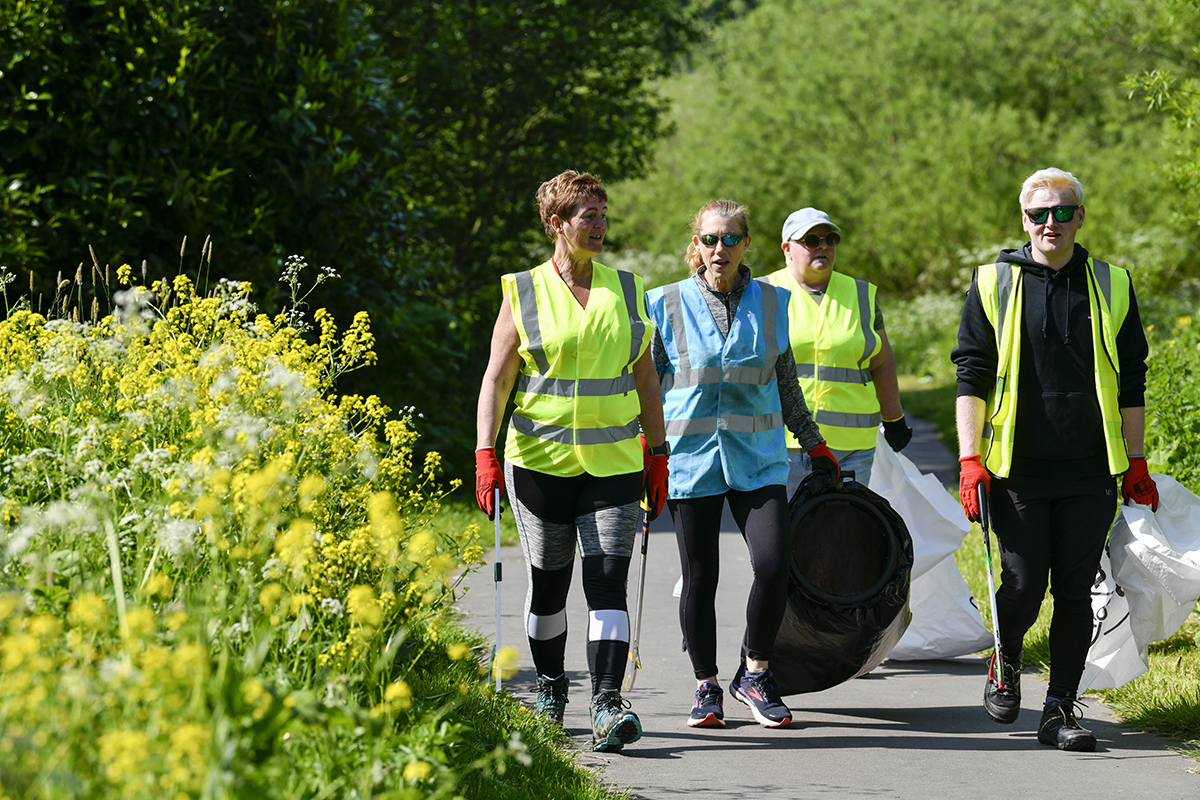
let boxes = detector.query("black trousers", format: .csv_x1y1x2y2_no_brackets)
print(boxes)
668,485,791,680
990,474,1118,699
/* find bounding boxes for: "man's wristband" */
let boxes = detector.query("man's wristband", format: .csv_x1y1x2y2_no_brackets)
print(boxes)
648,442,670,457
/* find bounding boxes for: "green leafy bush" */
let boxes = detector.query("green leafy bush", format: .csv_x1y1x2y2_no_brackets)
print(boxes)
1145,308,1200,493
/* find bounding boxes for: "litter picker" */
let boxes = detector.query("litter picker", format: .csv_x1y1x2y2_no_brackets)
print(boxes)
978,482,1005,689
493,486,503,692
624,500,652,691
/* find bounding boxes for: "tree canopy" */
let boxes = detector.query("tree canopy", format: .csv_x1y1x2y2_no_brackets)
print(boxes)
612,0,1187,295
1,0,702,466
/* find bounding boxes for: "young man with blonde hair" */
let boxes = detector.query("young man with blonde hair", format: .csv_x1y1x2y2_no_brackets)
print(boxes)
952,167,1157,752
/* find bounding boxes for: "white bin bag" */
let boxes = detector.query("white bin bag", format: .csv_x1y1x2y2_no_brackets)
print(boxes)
869,433,992,660
1080,474,1200,691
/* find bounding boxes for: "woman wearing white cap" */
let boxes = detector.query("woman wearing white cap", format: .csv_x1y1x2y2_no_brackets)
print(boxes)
766,208,910,494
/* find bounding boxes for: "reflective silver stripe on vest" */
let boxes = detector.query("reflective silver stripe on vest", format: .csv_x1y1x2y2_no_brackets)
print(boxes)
510,412,573,444
855,279,876,367
577,419,641,445
662,281,691,373
511,413,640,446
517,373,637,397
660,280,779,391
618,269,647,369
665,411,784,437
795,364,873,384
514,270,550,374
762,283,781,368
660,366,720,392
1092,259,1112,309
815,408,881,429
660,282,692,390
995,262,1013,347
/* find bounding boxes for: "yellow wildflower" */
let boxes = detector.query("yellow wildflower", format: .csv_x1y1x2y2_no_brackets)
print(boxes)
125,607,157,640
346,585,382,629
298,473,326,513
403,760,431,782
492,646,519,680
384,680,413,710
144,574,173,599
287,593,312,616
68,593,109,632
259,582,283,611
447,642,471,661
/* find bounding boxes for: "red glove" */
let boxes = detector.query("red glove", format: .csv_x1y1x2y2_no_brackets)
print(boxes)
1122,456,1159,511
806,442,841,493
641,434,669,521
959,455,991,523
475,447,505,520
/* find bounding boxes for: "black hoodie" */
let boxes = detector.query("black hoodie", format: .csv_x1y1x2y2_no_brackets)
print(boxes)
952,243,1149,478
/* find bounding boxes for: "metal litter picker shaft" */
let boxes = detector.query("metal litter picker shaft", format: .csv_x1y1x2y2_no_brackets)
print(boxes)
624,501,651,691
978,482,1005,688
493,486,503,692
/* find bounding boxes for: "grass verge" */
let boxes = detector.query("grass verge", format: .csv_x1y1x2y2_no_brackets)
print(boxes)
437,494,521,548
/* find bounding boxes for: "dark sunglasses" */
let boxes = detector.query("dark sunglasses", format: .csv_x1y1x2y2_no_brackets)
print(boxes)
699,232,746,247
796,231,840,249
1024,205,1079,224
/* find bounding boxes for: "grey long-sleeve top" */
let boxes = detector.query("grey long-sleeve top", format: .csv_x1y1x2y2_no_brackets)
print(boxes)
650,265,825,451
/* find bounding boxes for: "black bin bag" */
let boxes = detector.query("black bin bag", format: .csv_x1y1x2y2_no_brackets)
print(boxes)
762,471,914,696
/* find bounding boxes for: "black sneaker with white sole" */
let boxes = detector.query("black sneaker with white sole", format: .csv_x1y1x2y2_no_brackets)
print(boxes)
729,664,791,728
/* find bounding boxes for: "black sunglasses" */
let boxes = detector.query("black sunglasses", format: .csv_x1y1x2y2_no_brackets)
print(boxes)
699,232,746,247
1024,205,1079,224
796,231,840,249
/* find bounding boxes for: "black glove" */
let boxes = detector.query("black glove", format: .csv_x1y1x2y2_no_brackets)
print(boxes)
882,415,913,452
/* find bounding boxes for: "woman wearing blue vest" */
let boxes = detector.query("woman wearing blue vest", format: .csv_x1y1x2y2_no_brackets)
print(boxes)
474,171,669,752
766,208,911,494
647,199,840,729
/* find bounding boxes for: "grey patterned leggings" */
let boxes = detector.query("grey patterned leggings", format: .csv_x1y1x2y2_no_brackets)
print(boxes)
505,462,642,696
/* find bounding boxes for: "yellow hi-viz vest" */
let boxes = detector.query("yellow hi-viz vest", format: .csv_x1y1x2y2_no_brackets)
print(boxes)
766,269,882,450
502,260,650,477
976,258,1130,478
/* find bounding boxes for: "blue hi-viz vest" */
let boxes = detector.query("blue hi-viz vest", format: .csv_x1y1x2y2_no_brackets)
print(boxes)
647,276,792,498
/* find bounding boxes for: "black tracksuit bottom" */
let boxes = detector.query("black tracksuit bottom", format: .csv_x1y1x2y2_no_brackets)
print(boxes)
990,474,1119,700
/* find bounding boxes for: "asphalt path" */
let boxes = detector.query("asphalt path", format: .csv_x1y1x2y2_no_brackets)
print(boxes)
456,424,1198,799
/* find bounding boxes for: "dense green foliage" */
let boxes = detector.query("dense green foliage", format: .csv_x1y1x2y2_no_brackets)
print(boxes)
0,1,407,290
0,0,703,472
1143,307,1200,492
1085,0,1200,258
612,0,1186,296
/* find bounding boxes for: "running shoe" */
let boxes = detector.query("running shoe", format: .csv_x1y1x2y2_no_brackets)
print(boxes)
983,652,1022,724
729,665,792,728
1038,698,1097,752
589,689,642,752
534,673,569,724
687,681,725,728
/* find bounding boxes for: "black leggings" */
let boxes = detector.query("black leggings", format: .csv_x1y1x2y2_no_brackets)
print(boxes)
990,474,1118,699
669,485,791,680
